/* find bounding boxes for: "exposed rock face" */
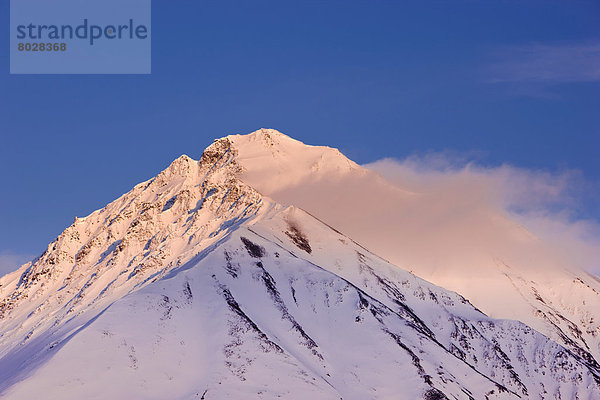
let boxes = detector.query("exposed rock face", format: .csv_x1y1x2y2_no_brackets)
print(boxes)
0,136,266,359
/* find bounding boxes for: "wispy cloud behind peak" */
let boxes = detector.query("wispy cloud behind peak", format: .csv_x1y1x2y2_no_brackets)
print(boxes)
365,154,600,276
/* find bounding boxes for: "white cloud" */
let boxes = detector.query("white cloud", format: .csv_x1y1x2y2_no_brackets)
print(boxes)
488,42,600,84
365,155,600,276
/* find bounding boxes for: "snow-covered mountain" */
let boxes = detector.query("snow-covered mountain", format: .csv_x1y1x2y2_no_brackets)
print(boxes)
0,129,598,399
228,129,600,380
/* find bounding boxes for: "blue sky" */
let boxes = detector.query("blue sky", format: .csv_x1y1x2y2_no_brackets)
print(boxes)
1,0,599,273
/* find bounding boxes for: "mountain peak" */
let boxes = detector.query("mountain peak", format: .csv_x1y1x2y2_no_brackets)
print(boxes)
225,128,301,150
217,128,364,195
164,154,197,176
242,128,293,140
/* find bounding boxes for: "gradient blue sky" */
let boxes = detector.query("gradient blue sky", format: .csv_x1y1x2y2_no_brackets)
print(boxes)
1,1,599,271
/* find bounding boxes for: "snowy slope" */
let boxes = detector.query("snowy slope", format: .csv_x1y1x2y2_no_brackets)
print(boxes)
0,129,599,399
4,212,599,399
0,141,274,388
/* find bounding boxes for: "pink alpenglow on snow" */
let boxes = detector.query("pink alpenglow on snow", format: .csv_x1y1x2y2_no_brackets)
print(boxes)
0,129,599,399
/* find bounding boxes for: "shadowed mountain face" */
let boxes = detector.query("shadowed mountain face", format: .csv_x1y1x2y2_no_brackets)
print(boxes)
0,129,599,399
